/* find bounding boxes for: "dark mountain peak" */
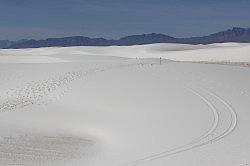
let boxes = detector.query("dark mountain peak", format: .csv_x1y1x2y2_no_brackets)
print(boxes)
179,27,250,44
226,27,249,36
117,33,175,45
119,33,173,40
231,27,249,32
211,27,250,37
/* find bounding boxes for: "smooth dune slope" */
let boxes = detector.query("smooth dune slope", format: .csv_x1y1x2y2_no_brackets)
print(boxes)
0,43,250,166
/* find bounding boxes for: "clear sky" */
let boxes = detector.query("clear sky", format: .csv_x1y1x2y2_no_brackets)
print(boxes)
0,0,250,40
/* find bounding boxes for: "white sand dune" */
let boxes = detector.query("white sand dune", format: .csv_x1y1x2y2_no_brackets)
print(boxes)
0,43,250,166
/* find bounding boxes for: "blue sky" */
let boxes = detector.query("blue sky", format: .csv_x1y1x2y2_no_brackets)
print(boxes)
0,0,250,40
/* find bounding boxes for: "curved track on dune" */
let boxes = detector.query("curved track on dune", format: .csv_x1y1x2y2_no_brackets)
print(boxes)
122,86,237,166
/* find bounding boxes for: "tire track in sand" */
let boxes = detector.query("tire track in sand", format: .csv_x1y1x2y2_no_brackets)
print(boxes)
122,65,237,166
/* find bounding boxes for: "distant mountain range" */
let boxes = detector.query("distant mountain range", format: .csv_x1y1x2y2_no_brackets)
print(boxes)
1,27,250,49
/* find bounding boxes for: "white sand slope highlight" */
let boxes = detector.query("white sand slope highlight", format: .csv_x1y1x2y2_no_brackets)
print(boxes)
0,44,249,166
0,55,67,63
